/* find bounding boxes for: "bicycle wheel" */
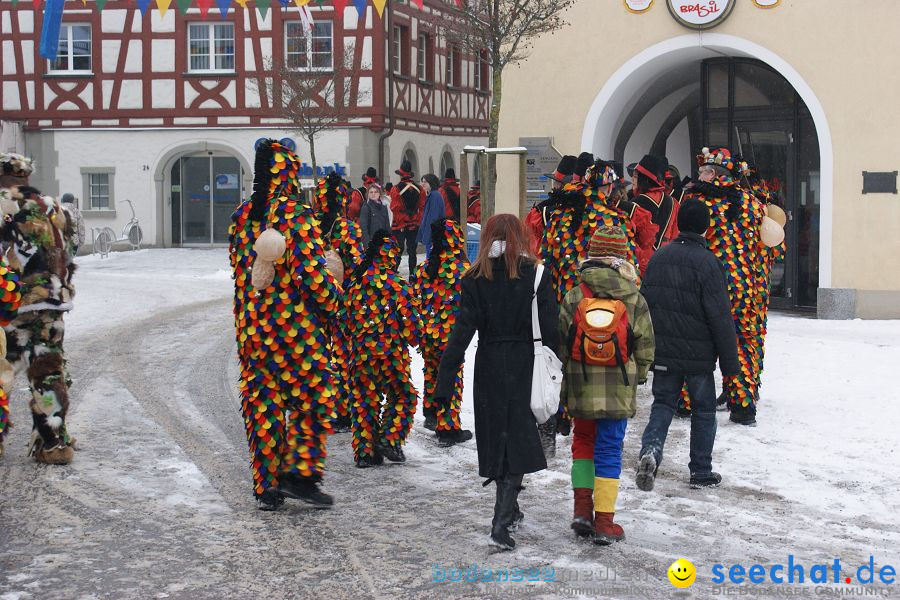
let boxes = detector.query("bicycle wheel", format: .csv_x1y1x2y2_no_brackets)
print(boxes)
125,222,143,249
95,229,113,257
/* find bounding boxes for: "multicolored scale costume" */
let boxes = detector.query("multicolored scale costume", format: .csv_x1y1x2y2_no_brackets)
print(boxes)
680,148,766,421
229,140,341,501
343,230,422,462
411,219,469,432
313,173,363,428
0,257,22,459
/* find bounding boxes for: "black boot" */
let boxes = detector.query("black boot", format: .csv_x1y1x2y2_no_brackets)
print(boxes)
537,417,557,459
490,474,523,550
423,406,438,431
716,391,728,412
333,414,352,433
690,471,722,489
278,473,334,507
256,488,284,511
436,428,473,447
376,439,406,463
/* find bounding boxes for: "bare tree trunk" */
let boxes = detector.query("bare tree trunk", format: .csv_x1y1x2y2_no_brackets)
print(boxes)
484,66,503,218
308,134,318,187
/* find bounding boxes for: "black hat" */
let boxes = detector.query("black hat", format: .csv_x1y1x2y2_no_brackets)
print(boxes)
610,161,625,179
444,168,457,181
635,154,668,185
677,198,711,235
574,152,595,178
545,155,577,184
395,160,414,178
362,167,378,184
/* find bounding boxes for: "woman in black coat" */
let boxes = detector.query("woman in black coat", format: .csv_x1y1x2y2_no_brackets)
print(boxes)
434,213,559,551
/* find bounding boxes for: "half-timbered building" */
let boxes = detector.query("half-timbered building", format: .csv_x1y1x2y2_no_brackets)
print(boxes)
1,0,489,246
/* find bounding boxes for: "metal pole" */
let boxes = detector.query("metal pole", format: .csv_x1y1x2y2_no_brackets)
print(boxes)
518,153,527,219
459,151,469,242
479,152,490,220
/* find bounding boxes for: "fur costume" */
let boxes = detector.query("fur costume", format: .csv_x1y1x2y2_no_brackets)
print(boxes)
343,230,422,462
412,219,469,432
1,154,77,463
680,149,766,421
229,140,341,501
314,172,363,427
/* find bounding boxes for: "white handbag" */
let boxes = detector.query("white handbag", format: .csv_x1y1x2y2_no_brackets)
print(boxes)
530,263,563,424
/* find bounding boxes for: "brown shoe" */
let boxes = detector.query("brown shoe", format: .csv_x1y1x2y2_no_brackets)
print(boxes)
35,444,74,465
571,488,594,537
592,512,625,545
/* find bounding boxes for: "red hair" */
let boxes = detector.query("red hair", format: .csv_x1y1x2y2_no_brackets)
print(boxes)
466,213,537,280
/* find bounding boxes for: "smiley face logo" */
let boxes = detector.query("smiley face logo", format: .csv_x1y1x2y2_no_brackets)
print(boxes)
668,559,696,588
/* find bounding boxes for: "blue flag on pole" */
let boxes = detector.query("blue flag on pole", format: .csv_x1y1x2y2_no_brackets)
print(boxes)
39,0,66,60
353,0,366,18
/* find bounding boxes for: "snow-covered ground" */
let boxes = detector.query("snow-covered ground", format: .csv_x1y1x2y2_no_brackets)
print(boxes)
1,248,898,599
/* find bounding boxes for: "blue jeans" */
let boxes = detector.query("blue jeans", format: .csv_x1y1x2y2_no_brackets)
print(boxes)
640,370,717,476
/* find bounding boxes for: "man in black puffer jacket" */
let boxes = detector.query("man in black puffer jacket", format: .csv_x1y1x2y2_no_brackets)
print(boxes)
636,199,739,491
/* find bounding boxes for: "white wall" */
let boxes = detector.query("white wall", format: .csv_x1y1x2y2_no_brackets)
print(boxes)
665,117,692,180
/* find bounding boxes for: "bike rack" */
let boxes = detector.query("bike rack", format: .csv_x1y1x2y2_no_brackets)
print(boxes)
91,199,143,258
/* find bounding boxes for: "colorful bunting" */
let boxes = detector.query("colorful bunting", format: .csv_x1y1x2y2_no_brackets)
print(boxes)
197,0,213,18
255,0,271,17
332,0,347,15
176,0,191,14
95,0,108,9
156,0,173,16
411,0,423,8
372,0,385,17
352,0,366,18
32,0,41,9
136,0,152,15
215,0,231,18
39,0,65,59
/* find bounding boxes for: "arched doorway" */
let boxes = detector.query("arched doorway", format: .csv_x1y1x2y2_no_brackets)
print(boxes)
169,151,244,245
439,148,455,179
402,145,420,179
582,34,833,310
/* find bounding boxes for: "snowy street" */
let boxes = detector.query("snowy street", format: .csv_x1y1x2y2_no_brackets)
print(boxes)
1,249,898,599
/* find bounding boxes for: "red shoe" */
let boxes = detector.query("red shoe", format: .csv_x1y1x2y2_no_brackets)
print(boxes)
571,488,593,538
592,512,625,545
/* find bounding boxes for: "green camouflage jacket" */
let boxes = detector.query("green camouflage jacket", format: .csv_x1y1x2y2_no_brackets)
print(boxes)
557,262,655,420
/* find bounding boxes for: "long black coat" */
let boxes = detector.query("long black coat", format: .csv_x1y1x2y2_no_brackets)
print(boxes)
640,232,740,376
435,259,559,479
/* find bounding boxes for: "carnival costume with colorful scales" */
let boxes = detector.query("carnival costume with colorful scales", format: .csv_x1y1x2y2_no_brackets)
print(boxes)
412,218,469,433
229,140,341,506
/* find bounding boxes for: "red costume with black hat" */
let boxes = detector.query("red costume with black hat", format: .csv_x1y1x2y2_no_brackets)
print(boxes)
439,169,462,222
466,183,481,224
348,167,379,223
633,154,680,251
389,160,426,274
526,155,577,255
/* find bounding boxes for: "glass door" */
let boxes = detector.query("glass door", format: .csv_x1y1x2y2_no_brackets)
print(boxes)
735,119,794,309
182,156,212,244
213,157,241,243
176,154,244,245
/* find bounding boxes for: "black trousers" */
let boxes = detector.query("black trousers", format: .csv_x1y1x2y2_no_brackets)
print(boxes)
393,228,419,274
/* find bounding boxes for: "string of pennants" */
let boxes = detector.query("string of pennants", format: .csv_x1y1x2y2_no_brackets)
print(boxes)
14,0,466,20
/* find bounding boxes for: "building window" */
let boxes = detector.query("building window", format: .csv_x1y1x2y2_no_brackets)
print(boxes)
475,49,489,91
417,33,433,82
392,24,409,76
81,169,115,211
188,23,235,73
446,44,461,88
48,24,91,73
286,21,333,71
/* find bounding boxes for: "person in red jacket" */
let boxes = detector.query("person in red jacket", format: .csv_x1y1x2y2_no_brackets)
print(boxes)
348,167,378,223
525,155,577,255
466,183,481,224
439,168,462,222
632,154,680,250
389,161,426,275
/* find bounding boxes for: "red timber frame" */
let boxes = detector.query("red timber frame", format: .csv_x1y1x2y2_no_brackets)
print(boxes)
0,0,488,136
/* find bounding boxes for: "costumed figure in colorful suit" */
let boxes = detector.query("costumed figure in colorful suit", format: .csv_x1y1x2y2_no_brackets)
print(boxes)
343,230,423,468
0,247,22,460
412,218,473,446
314,172,363,433
680,148,766,426
229,139,341,510
0,153,78,465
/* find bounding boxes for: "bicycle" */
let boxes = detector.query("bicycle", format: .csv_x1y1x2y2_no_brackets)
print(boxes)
91,199,143,258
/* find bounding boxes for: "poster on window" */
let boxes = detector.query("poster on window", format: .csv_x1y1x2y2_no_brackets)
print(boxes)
216,174,239,190
624,0,654,12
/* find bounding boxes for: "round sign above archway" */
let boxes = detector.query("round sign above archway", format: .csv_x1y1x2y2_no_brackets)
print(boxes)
666,0,736,30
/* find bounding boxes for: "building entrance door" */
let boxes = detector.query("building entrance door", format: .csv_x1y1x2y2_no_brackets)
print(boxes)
702,58,820,310
170,154,243,245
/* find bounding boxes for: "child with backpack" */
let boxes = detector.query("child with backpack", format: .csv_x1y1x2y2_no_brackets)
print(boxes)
557,225,655,545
